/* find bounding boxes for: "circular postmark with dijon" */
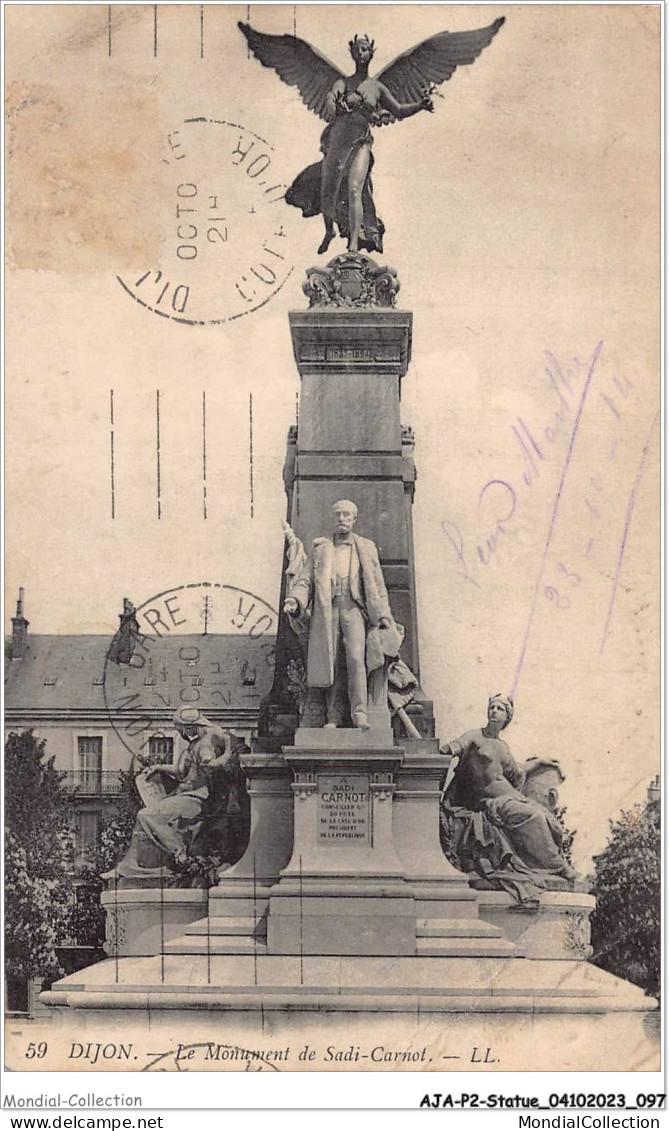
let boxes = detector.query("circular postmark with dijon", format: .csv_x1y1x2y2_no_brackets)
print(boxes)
117,118,298,325
102,582,278,761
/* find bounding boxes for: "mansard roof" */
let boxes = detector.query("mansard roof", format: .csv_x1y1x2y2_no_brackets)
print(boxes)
4,633,276,717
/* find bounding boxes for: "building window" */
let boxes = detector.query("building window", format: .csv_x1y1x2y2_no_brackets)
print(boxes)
75,812,100,866
148,736,174,760
78,736,103,757
77,736,102,791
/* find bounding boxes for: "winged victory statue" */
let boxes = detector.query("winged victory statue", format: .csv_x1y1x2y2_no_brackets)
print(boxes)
239,18,505,255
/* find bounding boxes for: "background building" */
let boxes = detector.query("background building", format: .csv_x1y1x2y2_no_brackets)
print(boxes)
5,590,275,868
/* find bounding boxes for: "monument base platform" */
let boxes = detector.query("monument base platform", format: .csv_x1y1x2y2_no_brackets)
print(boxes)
37,954,658,1072
476,890,597,960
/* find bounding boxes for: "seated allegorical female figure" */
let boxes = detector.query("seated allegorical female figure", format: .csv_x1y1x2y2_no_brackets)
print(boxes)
439,694,577,905
110,707,248,886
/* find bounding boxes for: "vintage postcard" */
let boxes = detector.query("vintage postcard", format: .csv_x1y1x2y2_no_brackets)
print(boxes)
3,0,662,1099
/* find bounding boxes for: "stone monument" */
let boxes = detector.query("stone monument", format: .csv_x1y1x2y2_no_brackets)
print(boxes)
160,255,509,963
44,254,656,1070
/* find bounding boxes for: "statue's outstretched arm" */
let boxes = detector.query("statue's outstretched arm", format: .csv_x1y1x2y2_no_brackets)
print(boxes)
378,83,432,120
282,520,309,582
282,520,312,617
144,762,179,777
439,730,477,757
281,518,297,548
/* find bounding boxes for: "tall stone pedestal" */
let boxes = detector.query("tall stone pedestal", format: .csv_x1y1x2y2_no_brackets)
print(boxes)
260,255,434,749
267,730,514,958
269,735,414,956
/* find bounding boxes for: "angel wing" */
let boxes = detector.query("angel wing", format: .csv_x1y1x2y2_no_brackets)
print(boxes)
238,23,345,122
375,17,505,120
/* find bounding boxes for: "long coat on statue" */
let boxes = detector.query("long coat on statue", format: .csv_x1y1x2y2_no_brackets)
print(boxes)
289,534,394,688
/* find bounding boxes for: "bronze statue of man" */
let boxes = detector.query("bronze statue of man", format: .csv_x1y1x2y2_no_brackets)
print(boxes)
283,500,398,730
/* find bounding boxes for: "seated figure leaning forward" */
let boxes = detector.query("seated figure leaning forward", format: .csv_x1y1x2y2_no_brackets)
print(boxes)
111,707,242,883
283,499,402,730
439,694,577,905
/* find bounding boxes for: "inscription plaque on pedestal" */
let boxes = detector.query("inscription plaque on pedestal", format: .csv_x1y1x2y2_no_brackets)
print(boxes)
327,346,373,362
317,774,370,844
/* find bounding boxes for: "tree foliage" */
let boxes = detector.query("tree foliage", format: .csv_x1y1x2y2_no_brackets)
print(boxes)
4,731,74,984
590,795,660,1000
553,804,575,865
96,768,142,874
67,768,141,948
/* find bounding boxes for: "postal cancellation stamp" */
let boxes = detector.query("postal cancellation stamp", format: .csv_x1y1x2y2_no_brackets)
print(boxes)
102,582,278,762
116,119,298,325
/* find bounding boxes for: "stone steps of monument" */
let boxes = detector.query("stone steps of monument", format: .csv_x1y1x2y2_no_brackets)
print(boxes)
416,918,503,938
163,914,269,954
417,937,518,957
162,931,516,959
164,936,269,955
165,938,515,957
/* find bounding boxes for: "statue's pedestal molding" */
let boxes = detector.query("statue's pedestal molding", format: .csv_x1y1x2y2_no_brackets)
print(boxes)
394,745,490,952
101,888,208,958
293,725,394,748
476,889,597,961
